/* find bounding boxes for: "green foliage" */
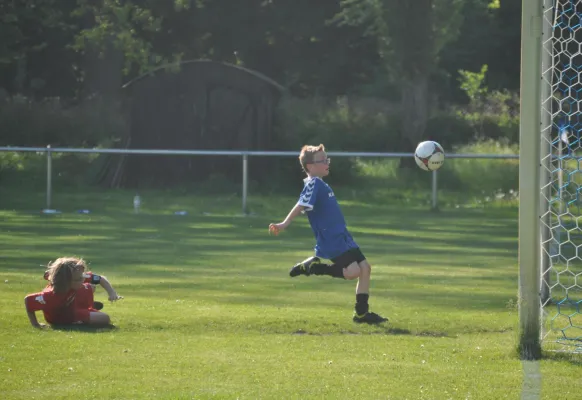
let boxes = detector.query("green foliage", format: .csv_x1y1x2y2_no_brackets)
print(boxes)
274,96,400,152
465,90,519,142
0,0,523,150
273,91,514,152
0,95,127,187
334,0,464,79
0,152,24,171
455,64,519,143
268,93,519,191
0,151,47,189
0,1,522,181
333,0,464,150
0,96,127,147
0,0,523,102
73,0,166,76
432,0,466,55
267,93,520,203
445,139,519,194
335,137,520,209
0,0,73,65
269,96,402,186
488,0,501,9
458,64,488,101
437,0,517,102
424,112,475,148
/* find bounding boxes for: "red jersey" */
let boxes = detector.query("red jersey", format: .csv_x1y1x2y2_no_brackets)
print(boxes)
25,283,95,324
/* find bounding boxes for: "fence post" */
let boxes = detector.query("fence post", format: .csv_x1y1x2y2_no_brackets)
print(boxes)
431,169,438,211
46,145,53,210
242,153,248,215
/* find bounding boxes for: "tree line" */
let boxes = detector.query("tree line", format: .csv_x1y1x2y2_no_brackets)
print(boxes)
0,0,521,154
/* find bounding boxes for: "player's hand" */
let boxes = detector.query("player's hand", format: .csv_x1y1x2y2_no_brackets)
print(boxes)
108,294,123,302
269,222,286,236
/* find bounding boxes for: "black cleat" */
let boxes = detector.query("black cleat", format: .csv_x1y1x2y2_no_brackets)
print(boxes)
353,312,388,324
289,256,321,277
93,301,104,311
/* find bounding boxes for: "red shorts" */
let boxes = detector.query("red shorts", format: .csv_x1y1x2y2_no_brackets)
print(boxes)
45,285,98,324
45,307,98,325
72,307,99,324
71,285,97,323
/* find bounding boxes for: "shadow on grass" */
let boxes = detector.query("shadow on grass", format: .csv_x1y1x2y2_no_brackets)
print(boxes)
292,326,450,337
0,206,517,271
2,197,520,332
50,324,118,333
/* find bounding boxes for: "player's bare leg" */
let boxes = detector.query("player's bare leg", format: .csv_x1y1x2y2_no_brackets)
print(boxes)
353,260,388,324
87,311,111,326
343,262,360,280
356,262,371,294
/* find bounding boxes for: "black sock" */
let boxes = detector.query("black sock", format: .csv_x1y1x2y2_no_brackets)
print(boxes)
355,293,369,316
309,263,345,279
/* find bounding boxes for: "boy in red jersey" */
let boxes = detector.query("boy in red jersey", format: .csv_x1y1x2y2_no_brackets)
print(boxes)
25,257,123,328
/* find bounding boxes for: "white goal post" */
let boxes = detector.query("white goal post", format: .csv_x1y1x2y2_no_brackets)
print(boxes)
519,0,544,360
520,0,582,358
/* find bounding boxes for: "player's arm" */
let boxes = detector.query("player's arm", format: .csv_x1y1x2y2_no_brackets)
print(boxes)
24,295,46,329
283,203,306,225
84,272,122,301
269,203,305,235
26,309,44,329
269,178,318,235
99,275,123,302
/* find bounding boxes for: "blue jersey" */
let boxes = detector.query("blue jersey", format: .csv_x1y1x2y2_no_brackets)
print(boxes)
297,177,358,259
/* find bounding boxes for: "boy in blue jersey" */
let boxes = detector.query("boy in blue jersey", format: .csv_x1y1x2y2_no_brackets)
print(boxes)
269,144,387,324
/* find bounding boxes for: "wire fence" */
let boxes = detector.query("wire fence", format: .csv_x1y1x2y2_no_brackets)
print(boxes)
0,145,519,214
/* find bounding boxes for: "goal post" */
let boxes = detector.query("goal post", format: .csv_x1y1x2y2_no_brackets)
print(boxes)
518,0,543,360
521,0,582,356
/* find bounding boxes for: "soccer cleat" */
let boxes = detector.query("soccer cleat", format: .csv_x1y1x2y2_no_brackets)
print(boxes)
353,312,388,324
93,301,104,311
289,256,321,277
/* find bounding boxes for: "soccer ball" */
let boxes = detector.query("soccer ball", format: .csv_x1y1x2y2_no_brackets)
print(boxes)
414,141,445,171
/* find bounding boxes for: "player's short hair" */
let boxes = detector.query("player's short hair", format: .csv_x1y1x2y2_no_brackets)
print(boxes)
299,144,326,172
46,257,87,294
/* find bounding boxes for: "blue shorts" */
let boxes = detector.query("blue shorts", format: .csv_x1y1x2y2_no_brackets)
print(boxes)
314,229,359,260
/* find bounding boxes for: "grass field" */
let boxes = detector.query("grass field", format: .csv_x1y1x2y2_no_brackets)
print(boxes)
0,187,581,400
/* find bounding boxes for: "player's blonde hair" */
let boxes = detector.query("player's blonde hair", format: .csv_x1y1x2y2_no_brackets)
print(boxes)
46,257,86,294
299,144,326,173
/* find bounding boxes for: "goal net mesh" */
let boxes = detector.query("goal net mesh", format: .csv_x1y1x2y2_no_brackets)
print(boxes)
541,0,582,352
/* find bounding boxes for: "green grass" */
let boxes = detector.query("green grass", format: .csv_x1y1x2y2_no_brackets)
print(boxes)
0,188,580,400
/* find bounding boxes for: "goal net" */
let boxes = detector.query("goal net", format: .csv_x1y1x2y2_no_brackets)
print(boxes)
540,0,582,353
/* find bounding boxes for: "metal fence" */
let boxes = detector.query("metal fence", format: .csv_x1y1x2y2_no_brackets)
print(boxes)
0,146,519,214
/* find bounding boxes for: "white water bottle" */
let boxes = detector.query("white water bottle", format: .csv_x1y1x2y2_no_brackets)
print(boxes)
133,194,141,214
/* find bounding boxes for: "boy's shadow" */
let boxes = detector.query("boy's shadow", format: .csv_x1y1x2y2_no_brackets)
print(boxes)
50,324,118,333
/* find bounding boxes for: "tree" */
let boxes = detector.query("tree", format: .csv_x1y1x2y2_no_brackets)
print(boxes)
333,0,463,163
71,0,379,97
0,0,79,97
73,0,166,77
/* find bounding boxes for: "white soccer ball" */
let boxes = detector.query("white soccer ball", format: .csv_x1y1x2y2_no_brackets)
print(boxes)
414,141,445,171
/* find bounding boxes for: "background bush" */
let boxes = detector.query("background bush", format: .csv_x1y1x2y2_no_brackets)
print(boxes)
0,92,520,202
